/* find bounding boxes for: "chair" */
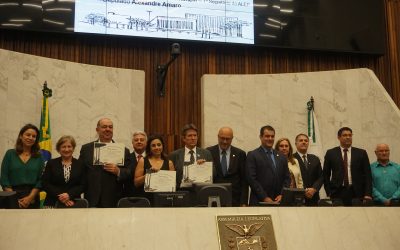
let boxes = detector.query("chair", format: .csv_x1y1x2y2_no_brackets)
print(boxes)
280,188,305,206
153,192,190,207
117,197,151,207
55,198,89,208
318,198,343,207
195,184,232,207
0,191,18,209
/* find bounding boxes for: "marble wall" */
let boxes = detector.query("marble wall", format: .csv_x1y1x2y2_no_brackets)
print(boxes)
0,207,399,250
202,69,400,163
0,48,145,160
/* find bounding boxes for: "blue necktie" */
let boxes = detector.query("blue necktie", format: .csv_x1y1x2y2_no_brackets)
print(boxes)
267,150,276,169
221,150,228,176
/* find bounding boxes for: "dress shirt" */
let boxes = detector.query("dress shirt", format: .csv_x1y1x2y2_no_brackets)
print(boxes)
261,147,276,168
297,152,307,165
184,146,197,163
134,151,146,161
340,146,352,185
219,146,231,171
370,161,400,203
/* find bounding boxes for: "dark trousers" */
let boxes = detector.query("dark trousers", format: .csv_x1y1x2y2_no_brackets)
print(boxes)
331,186,355,206
12,185,40,209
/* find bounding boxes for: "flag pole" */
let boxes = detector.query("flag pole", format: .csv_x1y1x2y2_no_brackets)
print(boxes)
307,96,315,143
39,81,52,162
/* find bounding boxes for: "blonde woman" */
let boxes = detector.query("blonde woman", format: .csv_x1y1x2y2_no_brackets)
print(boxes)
275,138,304,189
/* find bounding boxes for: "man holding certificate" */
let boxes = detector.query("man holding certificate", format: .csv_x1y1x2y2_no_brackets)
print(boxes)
169,124,213,188
79,118,132,207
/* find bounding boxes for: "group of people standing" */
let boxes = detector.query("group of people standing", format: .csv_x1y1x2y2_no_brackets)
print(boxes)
1,118,399,208
247,125,400,206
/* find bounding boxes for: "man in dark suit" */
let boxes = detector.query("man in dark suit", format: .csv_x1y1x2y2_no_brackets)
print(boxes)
293,133,323,206
79,118,132,207
323,127,372,206
122,131,147,197
207,127,248,206
169,123,213,188
246,125,290,206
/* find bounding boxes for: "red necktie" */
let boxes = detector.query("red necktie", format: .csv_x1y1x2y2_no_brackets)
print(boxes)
137,154,142,162
343,148,349,186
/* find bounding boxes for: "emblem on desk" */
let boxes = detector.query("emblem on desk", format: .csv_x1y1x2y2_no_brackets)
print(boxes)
216,215,277,250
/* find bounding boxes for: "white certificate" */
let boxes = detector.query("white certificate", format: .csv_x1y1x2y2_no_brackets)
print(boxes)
182,161,213,184
144,170,176,192
93,142,125,166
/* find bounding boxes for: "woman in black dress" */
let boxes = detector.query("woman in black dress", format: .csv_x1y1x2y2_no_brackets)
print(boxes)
134,135,175,202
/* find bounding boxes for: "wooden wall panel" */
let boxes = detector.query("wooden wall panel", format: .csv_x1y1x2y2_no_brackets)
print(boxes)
0,0,399,153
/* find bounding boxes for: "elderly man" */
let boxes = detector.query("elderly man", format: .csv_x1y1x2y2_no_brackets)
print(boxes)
371,144,400,206
131,131,148,165
169,123,213,188
122,131,148,197
207,127,248,206
79,118,131,207
246,125,290,206
323,127,372,206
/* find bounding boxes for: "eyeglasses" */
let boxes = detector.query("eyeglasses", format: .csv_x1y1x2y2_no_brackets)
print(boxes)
218,136,233,141
99,125,113,129
376,150,390,153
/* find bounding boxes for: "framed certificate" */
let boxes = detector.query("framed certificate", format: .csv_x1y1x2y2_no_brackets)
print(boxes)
144,170,176,192
93,142,125,166
182,161,213,185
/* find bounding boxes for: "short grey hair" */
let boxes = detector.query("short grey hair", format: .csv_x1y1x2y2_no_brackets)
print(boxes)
132,131,147,141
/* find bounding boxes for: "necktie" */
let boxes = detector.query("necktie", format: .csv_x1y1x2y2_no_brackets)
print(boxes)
302,154,308,169
189,150,195,164
267,150,276,169
137,154,142,162
343,148,349,186
221,150,228,177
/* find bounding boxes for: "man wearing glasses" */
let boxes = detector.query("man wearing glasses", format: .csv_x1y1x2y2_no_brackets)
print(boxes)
207,127,248,206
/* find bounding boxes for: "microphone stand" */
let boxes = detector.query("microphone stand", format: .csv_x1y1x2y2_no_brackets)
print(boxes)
156,54,179,97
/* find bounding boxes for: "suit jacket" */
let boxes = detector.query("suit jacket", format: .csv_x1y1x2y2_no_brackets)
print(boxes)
246,147,291,206
121,152,139,197
323,146,372,198
168,146,213,188
79,141,132,207
42,157,86,206
207,145,248,206
293,152,323,205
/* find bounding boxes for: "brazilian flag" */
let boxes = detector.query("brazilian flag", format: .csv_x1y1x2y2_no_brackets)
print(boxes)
39,82,52,162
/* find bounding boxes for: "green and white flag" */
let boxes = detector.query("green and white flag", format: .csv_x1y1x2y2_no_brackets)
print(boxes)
307,97,323,158
307,97,326,198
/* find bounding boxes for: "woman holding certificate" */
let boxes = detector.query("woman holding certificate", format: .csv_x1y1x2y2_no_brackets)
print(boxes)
42,135,85,207
0,124,45,208
134,135,175,203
